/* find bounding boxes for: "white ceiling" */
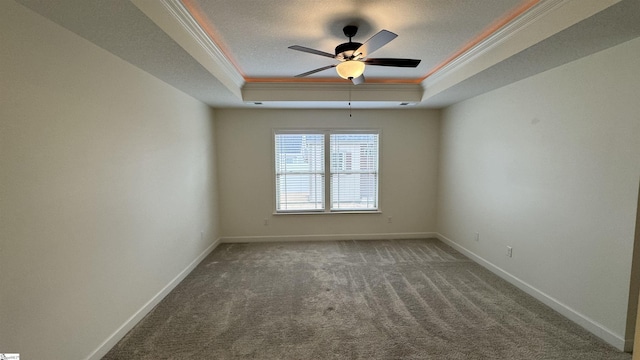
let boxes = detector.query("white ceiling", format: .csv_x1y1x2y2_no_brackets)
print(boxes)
14,0,640,109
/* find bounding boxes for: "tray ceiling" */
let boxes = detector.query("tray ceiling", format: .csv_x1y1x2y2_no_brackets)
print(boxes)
14,0,640,108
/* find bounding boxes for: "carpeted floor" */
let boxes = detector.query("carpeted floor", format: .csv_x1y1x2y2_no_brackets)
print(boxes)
103,239,631,359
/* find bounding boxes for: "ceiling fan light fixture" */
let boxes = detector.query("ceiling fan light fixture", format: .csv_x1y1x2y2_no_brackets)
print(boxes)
290,26,419,84
336,60,365,80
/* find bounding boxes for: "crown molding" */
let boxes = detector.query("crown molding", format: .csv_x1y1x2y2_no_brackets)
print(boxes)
422,0,622,100
131,0,244,98
160,0,244,87
425,0,566,86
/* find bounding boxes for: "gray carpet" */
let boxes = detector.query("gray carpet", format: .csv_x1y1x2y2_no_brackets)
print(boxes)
103,239,631,359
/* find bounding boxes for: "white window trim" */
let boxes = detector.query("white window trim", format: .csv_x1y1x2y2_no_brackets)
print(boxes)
273,129,381,214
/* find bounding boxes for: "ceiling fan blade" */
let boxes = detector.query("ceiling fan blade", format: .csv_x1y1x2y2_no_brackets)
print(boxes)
288,45,335,59
294,64,336,77
355,30,397,58
351,74,365,85
364,58,421,67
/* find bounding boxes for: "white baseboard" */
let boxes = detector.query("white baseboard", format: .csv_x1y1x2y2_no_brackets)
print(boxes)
84,238,222,360
220,232,437,243
435,233,627,352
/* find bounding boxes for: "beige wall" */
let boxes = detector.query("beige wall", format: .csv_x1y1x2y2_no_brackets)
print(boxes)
0,2,219,359
215,109,440,240
437,37,640,349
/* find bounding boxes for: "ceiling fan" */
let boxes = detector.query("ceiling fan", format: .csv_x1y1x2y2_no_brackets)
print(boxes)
288,25,421,85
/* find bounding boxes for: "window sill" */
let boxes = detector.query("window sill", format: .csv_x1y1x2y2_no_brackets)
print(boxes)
273,210,382,215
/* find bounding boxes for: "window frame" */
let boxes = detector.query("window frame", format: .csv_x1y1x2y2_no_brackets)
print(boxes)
274,130,326,213
273,129,381,214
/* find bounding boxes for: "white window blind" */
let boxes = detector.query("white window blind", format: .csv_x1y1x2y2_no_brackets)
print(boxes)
330,133,379,210
274,133,324,211
275,130,379,213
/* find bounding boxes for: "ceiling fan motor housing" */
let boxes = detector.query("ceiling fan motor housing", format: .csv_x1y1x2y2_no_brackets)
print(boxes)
335,42,363,60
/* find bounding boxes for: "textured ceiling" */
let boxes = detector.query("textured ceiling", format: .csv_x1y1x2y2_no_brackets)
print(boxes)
13,0,640,109
183,0,524,80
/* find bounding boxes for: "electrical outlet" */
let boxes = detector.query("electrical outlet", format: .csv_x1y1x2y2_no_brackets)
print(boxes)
506,246,513,257
474,232,479,242
387,216,392,223
264,218,269,226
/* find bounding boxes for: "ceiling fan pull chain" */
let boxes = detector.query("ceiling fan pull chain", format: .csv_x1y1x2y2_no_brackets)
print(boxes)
349,88,352,117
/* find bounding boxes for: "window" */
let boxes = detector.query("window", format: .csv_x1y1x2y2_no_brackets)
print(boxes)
275,130,379,213
330,133,378,210
274,133,324,211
